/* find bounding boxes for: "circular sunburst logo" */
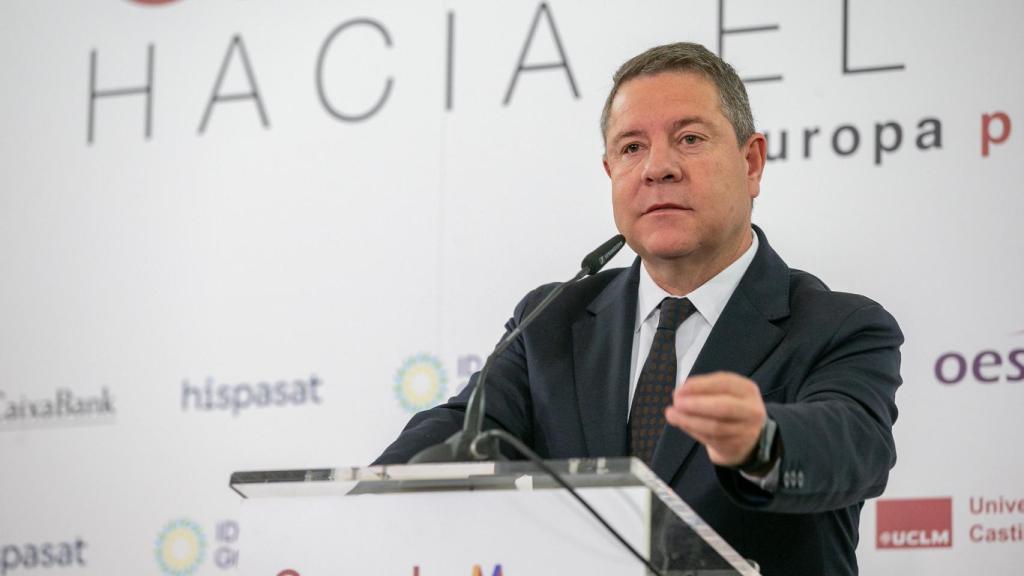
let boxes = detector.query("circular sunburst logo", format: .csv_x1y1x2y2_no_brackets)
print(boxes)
155,519,206,576
394,353,448,412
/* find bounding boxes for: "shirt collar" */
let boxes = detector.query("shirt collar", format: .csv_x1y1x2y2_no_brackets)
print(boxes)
635,229,759,331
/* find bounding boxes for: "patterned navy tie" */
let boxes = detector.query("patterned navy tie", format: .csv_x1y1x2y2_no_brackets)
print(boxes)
628,297,696,465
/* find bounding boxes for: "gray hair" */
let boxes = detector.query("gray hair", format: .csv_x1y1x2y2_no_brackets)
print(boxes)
600,42,755,147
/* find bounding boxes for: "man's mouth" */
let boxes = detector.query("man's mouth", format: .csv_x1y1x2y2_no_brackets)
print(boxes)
644,203,690,214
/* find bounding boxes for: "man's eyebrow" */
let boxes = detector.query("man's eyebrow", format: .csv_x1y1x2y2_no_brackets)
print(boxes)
671,116,708,131
609,116,711,145
610,129,644,145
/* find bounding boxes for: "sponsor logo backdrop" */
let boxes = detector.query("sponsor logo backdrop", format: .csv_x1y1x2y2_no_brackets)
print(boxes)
0,0,1020,573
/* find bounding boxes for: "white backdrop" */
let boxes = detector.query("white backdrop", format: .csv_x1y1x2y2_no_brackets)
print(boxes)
1,0,1021,574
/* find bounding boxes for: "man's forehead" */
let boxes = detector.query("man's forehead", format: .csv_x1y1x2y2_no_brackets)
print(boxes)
608,74,722,132
613,71,718,107
609,71,720,117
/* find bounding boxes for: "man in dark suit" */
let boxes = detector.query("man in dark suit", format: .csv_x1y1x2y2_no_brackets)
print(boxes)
375,42,902,576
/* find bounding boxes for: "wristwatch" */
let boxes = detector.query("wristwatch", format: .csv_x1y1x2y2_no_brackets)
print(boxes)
737,416,780,476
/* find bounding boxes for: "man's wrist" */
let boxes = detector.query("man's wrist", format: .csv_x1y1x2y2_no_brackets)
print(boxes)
736,416,780,477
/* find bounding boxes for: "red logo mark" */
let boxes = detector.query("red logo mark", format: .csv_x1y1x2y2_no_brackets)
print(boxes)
128,0,183,5
277,570,300,576
877,498,953,549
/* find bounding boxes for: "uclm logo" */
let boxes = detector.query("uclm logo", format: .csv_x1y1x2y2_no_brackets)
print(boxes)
877,498,953,549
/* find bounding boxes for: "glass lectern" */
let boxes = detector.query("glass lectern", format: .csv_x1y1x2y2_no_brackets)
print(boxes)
231,457,759,575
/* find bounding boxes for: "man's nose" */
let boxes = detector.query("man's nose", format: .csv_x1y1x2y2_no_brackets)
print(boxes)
642,143,682,184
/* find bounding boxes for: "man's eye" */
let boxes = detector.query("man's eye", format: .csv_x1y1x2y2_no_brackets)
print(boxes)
622,143,641,154
681,134,701,145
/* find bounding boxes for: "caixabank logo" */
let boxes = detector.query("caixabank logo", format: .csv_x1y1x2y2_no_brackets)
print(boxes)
0,387,115,430
877,498,953,549
155,518,238,576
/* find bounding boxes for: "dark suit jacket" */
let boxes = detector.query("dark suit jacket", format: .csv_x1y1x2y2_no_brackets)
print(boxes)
375,226,903,576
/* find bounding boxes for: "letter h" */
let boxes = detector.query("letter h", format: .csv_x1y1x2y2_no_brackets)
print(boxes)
88,44,154,144
181,379,202,412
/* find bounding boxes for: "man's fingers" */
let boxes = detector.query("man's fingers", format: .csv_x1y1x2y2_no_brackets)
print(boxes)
674,394,754,422
676,374,729,396
678,372,758,398
665,407,752,440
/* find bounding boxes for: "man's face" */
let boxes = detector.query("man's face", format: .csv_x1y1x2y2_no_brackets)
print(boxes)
603,72,765,267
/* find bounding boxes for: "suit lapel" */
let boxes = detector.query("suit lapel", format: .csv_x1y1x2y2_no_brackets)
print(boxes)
650,226,791,484
572,259,641,457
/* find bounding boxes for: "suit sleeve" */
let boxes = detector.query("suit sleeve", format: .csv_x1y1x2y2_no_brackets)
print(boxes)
716,302,904,513
371,286,549,465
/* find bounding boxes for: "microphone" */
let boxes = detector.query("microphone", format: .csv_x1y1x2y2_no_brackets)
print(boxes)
581,234,627,275
409,234,626,464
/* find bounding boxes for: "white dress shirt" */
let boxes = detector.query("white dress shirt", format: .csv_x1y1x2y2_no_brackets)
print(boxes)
626,230,759,409
625,230,779,490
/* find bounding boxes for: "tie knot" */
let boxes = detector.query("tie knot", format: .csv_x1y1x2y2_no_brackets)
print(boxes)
657,297,694,331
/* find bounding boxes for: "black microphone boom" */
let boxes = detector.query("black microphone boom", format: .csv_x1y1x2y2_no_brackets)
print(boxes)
408,234,626,464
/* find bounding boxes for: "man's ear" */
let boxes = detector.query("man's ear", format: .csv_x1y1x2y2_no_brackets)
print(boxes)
744,133,767,199
602,155,611,177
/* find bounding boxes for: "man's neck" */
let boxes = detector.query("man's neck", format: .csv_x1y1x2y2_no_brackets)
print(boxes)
643,229,754,296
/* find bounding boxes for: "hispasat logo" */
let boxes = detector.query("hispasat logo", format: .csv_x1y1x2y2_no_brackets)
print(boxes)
127,0,183,6
877,498,953,549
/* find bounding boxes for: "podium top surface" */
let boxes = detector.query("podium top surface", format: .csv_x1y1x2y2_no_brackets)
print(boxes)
230,457,651,499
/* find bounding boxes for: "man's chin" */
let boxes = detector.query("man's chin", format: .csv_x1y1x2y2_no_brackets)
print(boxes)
635,241,700,263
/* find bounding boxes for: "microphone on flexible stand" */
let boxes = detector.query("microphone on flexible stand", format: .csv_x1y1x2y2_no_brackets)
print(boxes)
403,234,666,576
408,234,626,464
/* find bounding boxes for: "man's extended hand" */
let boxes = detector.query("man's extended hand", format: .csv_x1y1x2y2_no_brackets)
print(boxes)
664,372,766,467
